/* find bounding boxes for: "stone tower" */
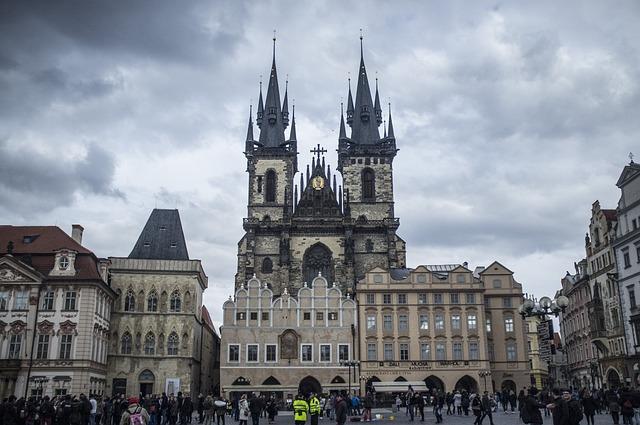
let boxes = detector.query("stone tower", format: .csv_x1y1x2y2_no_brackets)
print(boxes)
236,38,405,295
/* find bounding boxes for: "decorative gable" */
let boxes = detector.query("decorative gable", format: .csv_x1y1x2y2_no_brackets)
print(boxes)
49,250,77,277
616,162,640,188
0,256,42,283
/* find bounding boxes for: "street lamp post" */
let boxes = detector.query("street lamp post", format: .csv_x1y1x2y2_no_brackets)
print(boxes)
518,295,569,318
340,360,360,396
478,370,491,392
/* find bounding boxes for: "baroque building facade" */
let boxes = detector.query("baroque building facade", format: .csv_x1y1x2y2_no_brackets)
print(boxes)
558,260,594,389
356,262,530,394
235,38,405,296
585,200,625,388
0,225,116,398
220,275,356,397
106,209,217,397
614,160,640,386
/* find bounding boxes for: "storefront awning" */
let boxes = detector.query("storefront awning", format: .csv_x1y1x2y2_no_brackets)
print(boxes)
373,381,428,393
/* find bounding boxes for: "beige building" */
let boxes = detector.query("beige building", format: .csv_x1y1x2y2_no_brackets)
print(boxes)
220,274,357,398
356,262,530,394
0,225,116,398
525,315,550,389
106,209,215,397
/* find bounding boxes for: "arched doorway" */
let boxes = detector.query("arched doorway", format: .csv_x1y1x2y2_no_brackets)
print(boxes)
303,243,333,285
299,376,322,397
394,376,407,382
455,375,478,393
232,376,251,386
424,375,445,392
607,369,621,389
331,376,346,384
501,380,516,392
262,376,282,400
138,370,155,396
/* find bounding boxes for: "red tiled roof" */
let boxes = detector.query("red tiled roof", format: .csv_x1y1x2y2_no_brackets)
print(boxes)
0,225,102,280
0,226,91,254
602,209,617,221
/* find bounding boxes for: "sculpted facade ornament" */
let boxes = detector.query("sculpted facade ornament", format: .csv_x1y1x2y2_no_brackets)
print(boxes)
0,268,28,281
10,320,27,334
59,320,77,335
37,320,55,335
279,329,298,359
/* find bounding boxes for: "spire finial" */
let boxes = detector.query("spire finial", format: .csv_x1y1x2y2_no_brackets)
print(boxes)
387,102,395,139
273,29,276,59
630,152,635,163
360,28,363,58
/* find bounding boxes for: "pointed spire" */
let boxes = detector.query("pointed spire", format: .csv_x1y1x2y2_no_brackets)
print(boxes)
282,78,289,128
321,156,325,171
306,164,310,182
258,34,286,147
339,185,343,211
327,164,331,183
374,77,382,125
299,172,304,194
256,80,264,128
383,119,387,138
387,102,395,139
246,104,254,142
339,102,347,139
350,33,380,144
333,174,337,194
294,184,298,208
288,104,297,141
346,78,354,126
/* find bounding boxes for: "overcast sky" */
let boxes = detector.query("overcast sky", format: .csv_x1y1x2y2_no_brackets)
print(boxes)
1,1,639,325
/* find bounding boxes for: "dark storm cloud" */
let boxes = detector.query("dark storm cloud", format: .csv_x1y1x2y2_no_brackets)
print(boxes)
1,0,639,320
0,140,123,214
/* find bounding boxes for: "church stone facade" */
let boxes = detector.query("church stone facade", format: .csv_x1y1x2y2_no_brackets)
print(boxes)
235,39,406,296
106,209,216,397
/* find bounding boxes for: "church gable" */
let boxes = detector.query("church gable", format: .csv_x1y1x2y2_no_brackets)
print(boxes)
616,162,640,188
294,148,342,219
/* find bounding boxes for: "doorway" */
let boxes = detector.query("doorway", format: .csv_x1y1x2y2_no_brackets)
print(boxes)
140,383,153,396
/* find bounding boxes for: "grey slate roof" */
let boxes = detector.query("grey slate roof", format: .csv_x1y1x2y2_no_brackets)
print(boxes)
350,44,381,145
128,209,189,260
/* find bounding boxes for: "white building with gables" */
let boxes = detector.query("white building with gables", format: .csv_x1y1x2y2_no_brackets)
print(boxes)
220,274,357,398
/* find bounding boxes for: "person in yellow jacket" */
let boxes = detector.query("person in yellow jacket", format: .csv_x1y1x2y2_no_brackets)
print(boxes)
309,393,321,425
293,393,309,425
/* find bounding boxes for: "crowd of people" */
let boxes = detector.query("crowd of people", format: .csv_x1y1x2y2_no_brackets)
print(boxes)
4,385,640,425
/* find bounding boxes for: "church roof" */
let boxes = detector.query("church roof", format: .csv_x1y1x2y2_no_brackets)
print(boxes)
349,37,381,145
129,209,189,260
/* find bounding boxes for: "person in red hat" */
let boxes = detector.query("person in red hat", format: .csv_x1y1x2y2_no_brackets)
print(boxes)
120,397,150,425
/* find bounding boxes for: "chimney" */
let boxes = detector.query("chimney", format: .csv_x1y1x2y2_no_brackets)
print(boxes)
71,224,84,245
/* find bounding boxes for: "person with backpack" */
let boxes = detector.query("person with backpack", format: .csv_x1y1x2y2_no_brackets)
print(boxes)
520,387,545,425
120,397,150,425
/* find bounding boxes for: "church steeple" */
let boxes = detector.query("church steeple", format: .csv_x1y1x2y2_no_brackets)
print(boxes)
349,34,380,144
245,104,254,155
339,103,347,140
346,79,354,126
257,36,287,148
374,78,382,125
387,103,395,139
256,82,264,128
289,104,297,142
282,79,289,129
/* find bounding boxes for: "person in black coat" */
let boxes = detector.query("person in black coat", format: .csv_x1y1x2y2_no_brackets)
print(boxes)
582,390,597,425
335,395,347,425
523,388,546,425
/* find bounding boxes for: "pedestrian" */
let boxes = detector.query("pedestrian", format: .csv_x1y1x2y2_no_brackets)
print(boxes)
480,392,495,425
581,390,597,425
266,395,278,424
471,394,482,425
433,391,444,424
334,395,347,425
395,395,402,414
120,397,150,425
239,395,250,425
308,393,320,425
453,391,462,415
90,394,98,425
362,391,373,422
608,390,621,425
293,393,309,425
521,388,545,425
214,395,227,425
198,394,205,424
249,393,263,425
415,393,425,422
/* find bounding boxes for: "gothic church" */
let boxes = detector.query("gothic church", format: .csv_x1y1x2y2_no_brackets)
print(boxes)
235,38,406,294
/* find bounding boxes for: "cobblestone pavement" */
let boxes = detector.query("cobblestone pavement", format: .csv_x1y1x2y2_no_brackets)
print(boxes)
255,409,616,425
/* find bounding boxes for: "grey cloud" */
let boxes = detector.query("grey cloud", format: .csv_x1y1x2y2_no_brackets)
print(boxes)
0,140,123,215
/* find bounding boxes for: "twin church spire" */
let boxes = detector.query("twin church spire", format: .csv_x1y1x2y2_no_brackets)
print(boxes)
246,33,393,158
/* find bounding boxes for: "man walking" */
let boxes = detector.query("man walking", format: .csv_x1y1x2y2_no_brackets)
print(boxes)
308,393,320,425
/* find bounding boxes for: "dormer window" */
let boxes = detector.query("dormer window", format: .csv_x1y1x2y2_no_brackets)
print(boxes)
59,256,69,270
170,242,177,248
143,242,151,247
159,226,167,231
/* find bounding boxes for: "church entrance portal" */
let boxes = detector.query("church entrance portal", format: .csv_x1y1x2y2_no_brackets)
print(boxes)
298,376,322,396
303,243,333,286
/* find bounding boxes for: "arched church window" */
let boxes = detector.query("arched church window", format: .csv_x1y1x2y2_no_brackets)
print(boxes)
262,258,273,274
124,290,135,312
266,170,276,203
170,291,181,312
121,332,132,354
167,332,179,355
147,292,158,312
362,168,375,202
303,243,333,286
144,332,155,355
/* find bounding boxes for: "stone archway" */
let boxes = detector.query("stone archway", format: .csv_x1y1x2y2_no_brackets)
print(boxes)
299,376,322,397
455,375,478,393
607,368,621,389
302,243,333,285
425,375,445,392
501,380,516,392
138,369,155,397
